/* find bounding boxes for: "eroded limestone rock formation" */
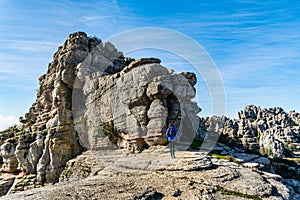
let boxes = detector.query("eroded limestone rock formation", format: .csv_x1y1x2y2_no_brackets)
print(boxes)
0,139,18,173
0,31,201,185
201,105,300,158
74,56,200,151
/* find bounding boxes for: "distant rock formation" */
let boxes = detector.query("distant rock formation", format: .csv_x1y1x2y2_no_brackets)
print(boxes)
201,105,300,158
0,31,201,185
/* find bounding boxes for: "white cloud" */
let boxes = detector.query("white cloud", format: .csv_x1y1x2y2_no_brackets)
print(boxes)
79,15,113,27
81,15,110,21
0,39,59,52
0,115,19,131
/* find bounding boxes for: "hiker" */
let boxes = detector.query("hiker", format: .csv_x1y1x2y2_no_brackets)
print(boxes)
166,123,178,159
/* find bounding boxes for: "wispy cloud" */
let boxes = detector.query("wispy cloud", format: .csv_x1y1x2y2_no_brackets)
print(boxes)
79,15,113,27
81,15,110,21
0,39,59,52
0,0,299,119
0,115,19,131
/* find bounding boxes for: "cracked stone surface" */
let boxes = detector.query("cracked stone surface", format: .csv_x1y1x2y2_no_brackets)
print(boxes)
2,148,299,200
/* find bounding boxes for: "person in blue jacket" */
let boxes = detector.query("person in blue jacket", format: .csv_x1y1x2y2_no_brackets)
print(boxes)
166,123,178,159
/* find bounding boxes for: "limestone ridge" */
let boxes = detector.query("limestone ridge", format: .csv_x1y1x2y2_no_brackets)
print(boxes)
201,105,300,158
0,32,201,184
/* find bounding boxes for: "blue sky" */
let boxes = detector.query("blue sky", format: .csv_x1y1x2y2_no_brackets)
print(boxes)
0,0,300,130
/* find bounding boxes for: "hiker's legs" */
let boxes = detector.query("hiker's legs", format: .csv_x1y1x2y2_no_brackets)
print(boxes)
169,141,173,156
172,141,176,157
170,141,175,157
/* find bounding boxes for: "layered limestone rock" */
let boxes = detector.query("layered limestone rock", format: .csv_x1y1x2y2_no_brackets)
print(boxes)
201,105,300,158
0,31,201,186
15,132,45,174
20,32,93,183
74,56,200,152
0,139,18,173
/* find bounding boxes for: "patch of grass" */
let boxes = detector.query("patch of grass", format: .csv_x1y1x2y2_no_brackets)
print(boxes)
190,140,203,150
208,152,240,164
217,186,262,200
0,125,18,135
64,169,72,176
19,178,28,186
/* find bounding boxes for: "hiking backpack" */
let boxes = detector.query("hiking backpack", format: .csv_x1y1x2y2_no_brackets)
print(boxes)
168,128,176,137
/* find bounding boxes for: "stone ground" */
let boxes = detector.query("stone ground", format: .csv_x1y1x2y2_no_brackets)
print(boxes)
0,146,298,200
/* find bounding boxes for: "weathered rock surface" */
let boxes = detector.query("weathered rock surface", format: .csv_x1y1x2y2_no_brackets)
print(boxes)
0,31,200,189
0,139,18,173
1,148,300,200
199,107,300,187
201,105,300,158
75,56,200,152
1,31,300,199
0,177,15,196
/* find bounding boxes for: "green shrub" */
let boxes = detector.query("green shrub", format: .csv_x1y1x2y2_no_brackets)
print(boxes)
208,152,240,164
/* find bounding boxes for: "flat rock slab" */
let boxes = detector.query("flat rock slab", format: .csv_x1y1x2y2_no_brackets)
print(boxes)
2,149,299,200
99,149,213,172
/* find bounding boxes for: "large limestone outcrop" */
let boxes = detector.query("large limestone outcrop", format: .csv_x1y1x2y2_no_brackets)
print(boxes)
201,105,300,158
74,57,200,151
0,32,201,185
